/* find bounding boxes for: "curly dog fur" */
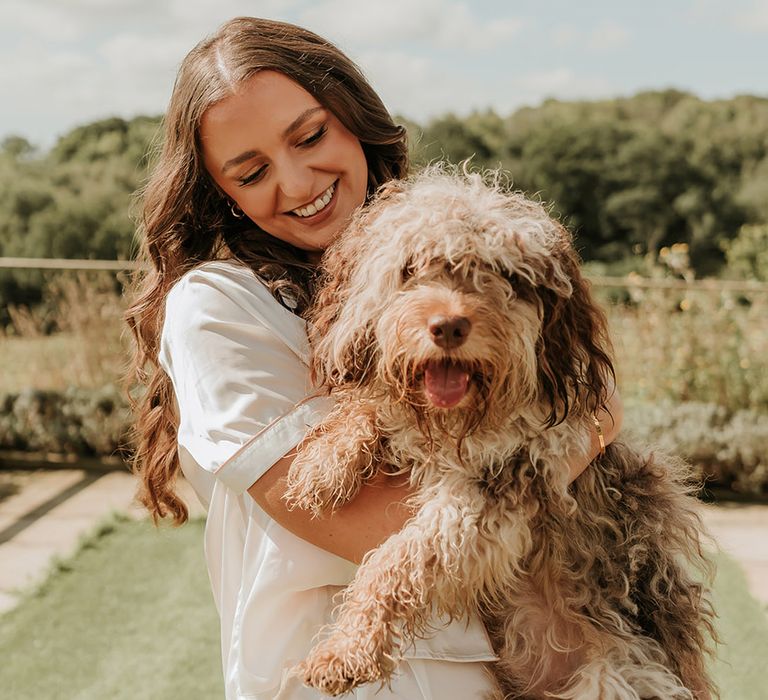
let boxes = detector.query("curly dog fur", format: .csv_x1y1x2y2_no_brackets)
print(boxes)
285,167,717,699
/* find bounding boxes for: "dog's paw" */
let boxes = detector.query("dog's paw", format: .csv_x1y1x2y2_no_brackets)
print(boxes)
297,638,392,696
283,479,324,515
283,476,341,517
284,461,360,516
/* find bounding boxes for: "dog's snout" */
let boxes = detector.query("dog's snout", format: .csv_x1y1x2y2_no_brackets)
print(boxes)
428,315,472,349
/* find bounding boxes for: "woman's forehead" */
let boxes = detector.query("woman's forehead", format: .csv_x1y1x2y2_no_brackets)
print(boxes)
203,71,320,130
199,71,325,170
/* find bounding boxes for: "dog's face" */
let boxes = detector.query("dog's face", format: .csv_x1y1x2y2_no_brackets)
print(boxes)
373,255,541,425
310,169,613,433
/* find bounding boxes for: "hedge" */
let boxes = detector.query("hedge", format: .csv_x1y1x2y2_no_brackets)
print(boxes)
624,399,768,496
0,388,766,496
0,386,129,457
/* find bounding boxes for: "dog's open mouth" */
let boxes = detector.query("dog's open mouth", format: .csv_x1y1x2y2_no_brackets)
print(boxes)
423,360,471,408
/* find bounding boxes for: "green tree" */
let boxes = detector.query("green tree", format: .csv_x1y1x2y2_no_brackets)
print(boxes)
416,110,508,169
1,135,35,160
509,116,633,259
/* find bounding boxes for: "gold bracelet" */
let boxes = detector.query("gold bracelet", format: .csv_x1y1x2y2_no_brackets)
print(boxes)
591,412,606,456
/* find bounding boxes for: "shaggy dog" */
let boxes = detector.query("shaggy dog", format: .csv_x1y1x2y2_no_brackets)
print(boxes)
285,169,717,699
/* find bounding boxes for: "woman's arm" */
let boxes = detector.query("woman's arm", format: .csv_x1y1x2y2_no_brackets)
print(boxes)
248,452,413,564
248,387,623,564
567,385,624,482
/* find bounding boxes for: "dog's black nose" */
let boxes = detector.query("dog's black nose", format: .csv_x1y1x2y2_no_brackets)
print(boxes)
428,315,472,349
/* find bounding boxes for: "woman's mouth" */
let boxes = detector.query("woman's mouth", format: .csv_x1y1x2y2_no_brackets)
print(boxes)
286,180,338,225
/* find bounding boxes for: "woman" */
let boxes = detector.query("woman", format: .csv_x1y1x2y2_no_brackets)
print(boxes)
126,17,623,700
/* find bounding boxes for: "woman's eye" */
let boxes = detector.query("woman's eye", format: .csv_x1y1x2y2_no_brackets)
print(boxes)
238,164,267,187
299,125,327,147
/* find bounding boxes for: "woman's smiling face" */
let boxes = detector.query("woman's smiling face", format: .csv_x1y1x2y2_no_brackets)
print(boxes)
200,70,369,254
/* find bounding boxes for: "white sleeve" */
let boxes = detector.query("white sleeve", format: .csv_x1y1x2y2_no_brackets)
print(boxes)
158,265,332,494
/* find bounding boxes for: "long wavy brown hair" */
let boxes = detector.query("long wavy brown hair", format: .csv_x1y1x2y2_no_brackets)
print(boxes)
125,17,408,524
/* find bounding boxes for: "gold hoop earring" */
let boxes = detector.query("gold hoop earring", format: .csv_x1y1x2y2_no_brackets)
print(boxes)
229,201,245,219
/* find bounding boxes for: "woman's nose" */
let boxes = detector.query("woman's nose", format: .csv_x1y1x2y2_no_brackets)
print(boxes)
275,158,315,206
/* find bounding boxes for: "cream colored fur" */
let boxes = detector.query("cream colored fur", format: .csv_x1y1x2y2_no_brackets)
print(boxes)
285,167,717,699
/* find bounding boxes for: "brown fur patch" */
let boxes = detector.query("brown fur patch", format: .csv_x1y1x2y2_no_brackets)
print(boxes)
289,167,717,699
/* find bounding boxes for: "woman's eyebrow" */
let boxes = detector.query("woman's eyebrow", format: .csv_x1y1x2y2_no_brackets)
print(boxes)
282,106,324,139
221,106,325,175
222,150,260,175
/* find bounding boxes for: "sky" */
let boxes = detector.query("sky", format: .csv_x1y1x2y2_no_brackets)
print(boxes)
1,0,767,149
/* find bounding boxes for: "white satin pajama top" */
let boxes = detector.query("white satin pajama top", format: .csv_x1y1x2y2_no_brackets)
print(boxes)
158,260,497,700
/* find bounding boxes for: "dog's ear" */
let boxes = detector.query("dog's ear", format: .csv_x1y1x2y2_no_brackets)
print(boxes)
535,227,615,426
306,209,379,391
307,180,411,390
370,177,406,202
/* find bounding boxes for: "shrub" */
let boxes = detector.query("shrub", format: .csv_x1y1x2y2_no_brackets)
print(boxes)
0,386,129,456
722,223,768,281
2,272,128,392
0,386,765,498
625,400,768,496
594,274,768,414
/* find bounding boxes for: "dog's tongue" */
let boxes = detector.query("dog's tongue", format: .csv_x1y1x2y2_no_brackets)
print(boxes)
424,360,470,408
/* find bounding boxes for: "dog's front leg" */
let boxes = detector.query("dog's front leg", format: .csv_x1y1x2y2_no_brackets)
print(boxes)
298,517,443,695
298,485,528,696
285,398,382,516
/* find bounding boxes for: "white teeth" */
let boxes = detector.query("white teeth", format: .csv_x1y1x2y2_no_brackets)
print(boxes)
292,182,335,218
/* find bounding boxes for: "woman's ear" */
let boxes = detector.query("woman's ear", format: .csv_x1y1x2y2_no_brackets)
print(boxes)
535,228,615,426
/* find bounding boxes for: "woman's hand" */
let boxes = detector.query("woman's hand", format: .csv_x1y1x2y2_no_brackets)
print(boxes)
248,452,415,564
567,386,624,484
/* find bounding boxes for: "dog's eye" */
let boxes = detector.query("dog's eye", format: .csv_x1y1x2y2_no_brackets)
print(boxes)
501,269,519,286
401,261,418,282
502,269,536,302
445,260,476,280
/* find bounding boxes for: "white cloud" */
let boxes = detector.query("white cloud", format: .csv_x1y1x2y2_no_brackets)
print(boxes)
587,20,631,51
732,2,768,32
299,0,524,50
351,49,617,124
689,0,768,33
0,0,299,43
0,0,85,42
0,1,760,147
549,20,630,52
160,0,302,34
353,49,434,115
346,48,500,123
509,68,616,106
0,1,304,144
551,25,581,48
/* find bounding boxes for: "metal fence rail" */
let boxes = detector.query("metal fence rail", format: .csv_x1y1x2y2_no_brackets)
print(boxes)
1,257,767,292
0,257,144,271
588,275,768,293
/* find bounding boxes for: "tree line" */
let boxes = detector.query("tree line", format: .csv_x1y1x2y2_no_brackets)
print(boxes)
1,89,767,312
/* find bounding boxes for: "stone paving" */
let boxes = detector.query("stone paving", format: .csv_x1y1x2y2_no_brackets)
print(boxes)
0,468,203,614
0,468,766,616
700,502,768,608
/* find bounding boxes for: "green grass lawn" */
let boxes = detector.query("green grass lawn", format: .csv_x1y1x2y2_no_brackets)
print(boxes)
1,330,126,393
709,551,768,699
0,515,222,700
1,514,767,699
